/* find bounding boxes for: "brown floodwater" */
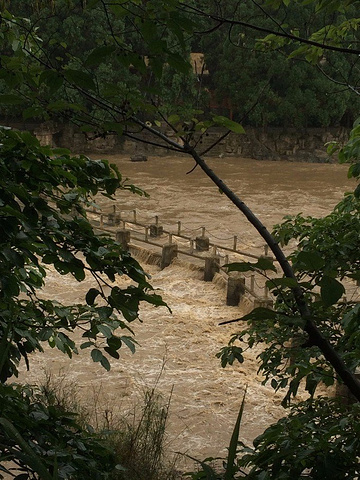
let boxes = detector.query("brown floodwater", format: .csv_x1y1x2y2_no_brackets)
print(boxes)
17,154,356,467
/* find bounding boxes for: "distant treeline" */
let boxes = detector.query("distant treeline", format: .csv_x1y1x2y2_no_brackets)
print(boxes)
1,0,359,129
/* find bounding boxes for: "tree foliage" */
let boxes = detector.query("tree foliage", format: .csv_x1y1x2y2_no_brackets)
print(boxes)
197,0,360,126
0,125,167,478
1,1,360,479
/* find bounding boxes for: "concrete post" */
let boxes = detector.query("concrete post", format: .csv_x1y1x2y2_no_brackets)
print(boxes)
250,274,255,293
108,213,115,225
204,255,220,282
116,230,131,250
196,235,210,251
161,243,178,269
195,226,210,251
226,274,245,306
150,224,163,237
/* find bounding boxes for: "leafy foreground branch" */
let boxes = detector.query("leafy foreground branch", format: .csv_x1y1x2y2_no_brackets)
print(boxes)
184,125,360,477
0,127,169,479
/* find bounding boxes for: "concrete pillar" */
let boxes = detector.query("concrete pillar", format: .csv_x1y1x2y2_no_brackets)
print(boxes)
233,235,237,251
161,243,177,269
250,274,255,293
108,213,115,225
150,224,164,237
116,230,131,250
204,255,220,282
196,235,210,251
195,227,210,252
226,274,245,306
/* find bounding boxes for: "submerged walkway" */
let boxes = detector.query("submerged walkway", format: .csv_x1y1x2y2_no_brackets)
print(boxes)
86,206,274,310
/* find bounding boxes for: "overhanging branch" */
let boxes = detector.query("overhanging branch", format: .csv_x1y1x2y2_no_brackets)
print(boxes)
188,145,360,402
182,3,360,56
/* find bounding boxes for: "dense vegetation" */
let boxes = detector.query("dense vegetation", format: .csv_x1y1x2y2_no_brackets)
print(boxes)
0,0,360,479
1,0,359,127
197,0,360,127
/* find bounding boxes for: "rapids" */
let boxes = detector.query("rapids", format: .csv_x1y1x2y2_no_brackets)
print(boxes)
17,154,356,465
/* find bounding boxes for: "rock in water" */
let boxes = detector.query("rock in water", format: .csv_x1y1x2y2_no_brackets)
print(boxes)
130,154,148,162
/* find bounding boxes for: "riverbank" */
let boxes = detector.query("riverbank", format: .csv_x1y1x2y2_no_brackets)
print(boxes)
2,119,350,162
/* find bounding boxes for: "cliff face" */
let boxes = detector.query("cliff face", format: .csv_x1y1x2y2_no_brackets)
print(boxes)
5,120,349,162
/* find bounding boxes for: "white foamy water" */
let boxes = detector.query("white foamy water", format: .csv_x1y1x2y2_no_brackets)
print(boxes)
16,154,356,464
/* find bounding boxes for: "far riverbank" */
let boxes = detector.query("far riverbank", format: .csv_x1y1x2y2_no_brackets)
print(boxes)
1,119,350,162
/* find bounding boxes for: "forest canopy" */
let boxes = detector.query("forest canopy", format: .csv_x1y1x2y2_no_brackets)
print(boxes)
1,0,359,128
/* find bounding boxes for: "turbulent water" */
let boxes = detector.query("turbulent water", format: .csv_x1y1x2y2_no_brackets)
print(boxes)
17,154,355,465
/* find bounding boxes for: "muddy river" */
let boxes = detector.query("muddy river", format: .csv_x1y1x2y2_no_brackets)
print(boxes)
17,154,356,467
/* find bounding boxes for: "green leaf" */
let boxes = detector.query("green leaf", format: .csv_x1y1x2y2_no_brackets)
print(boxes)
319,276,345,307
167,114,180,124
242,307,278,321
266,277,298,289
107,336,122,350
255,257,277,272
225,262,255,273
97,324,112,338
91,348,103,363
226,258,276,273
167,52,191,74
148,56,163,78
39,70,64,94
212,115,245,134
52,147,71,155
64,69,96,91
22,106,44,120
0,94,24,105
100,355,111,371
84,46,116,67
354,183,360,199
224,388,247,480
86,288,100,305
120,336,136,354
104,346,120,359
297,251,325,270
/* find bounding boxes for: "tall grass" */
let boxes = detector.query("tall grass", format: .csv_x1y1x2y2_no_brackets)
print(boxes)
37,371,180,480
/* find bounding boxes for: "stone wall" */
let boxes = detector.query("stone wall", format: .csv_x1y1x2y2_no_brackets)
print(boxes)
5,120,350,162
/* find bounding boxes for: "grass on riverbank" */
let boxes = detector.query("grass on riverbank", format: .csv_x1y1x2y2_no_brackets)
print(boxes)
37,371,181,480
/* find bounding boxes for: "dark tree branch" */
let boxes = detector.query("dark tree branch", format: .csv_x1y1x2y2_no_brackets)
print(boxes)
187,145,360,402
182,3,360,56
